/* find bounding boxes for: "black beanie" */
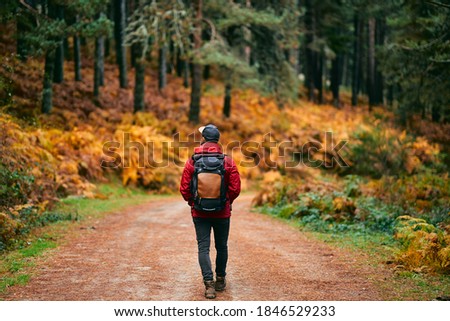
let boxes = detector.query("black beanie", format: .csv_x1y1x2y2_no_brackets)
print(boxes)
198,124,220,142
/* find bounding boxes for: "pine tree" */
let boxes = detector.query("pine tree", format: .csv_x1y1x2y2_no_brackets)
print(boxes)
94,34,104,97
189,0,203,123
126,0,191,113
204,0,298,110
18,0,112,113
158,46,167,90
53,4,64,83
379,0,450,123
73,15,82,81
134,42,145,112
114,0,128,88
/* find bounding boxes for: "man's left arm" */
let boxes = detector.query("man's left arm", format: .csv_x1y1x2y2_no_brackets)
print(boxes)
180,160,194,205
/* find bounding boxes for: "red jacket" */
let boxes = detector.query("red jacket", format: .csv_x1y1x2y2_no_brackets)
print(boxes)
180,142,241,218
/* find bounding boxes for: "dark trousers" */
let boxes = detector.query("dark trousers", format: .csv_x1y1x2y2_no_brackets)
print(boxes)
193,217,230,281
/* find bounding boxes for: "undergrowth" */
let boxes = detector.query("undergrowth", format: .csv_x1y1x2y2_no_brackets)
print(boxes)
255,124,449,275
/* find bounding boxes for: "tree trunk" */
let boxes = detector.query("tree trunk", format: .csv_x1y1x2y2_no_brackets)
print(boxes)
128,1,137,68
374,17,385,105
53,5,64,83
16,0,39,61
99,39,105,86
244,0,252,64
94,36,104,97
63,38,71,60
387,85,394,107
145,37,153,61
295,0,302,76
203,65,210,80
304,0,315,102
16,10,28,61
104,38,110,58
223,82,232,118
134,43,145,113
189,65,202,123
295,48,301,76
316,53,323,105
158,46,167,90
367,17,376,110
73,15,82,81
114,0,128,88
53,43,64,83
183,59,190,88
176,52,183,77
167,40,174,74
188,0,202,123
104,2,113,58
340,54,348,87
331,54,342,108
359,21,366,96
352,12,362,106
42,49,55,114
131,44,139,68
74,36,82,81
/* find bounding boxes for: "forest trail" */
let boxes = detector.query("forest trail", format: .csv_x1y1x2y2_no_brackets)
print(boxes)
3,194,385,301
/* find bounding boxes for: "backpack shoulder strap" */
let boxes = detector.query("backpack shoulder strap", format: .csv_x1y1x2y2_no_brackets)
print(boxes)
192,153,225,161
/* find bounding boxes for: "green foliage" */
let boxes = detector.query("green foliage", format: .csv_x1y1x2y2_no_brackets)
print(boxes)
77,13,112,38
0,181,158,251
0,165,35,209
256,165,449,274
19,237,57,258
260,185,400,235
379,1,450,123
66,0,110,17
209,1,284,31
35,210,78,226
395,216,450,274
369,169,450,215
24,19,67,55
0,0,18,23
0,55,14,107
195,40,263,90
0,237,56,293
0,202,69,251
343,124,444,178
203,0,300,104
126,0,191,56
312,0,353,57
20,0,112,56
0,274,30,293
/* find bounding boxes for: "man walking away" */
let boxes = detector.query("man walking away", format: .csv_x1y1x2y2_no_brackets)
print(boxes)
180,124,241,299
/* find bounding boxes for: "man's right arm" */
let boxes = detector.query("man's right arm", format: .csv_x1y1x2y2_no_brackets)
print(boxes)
226,157,241,204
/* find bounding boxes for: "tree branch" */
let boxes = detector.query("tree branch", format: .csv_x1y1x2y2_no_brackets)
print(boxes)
19,0,52,25
426,1,450,9
202,18,217,40
430,58,450,63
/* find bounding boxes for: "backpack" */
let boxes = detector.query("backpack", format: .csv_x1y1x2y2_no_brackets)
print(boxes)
190,153,227,212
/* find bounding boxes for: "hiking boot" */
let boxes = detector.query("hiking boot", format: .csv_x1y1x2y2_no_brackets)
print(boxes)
215,276,226,291
204,280,216,299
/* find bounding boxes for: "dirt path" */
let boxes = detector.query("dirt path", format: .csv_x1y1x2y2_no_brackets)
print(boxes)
3,194,384,300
